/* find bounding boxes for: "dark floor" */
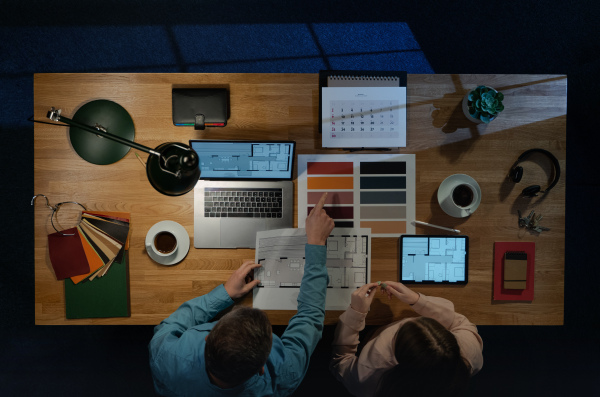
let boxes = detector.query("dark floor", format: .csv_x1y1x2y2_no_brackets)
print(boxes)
1,1,600,395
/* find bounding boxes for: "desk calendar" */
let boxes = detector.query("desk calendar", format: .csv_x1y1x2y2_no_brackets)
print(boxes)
321,85,407,148
322,87,406,147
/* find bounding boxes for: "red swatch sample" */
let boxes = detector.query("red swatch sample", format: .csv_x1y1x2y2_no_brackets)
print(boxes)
307,162,354,174
47,228,90,280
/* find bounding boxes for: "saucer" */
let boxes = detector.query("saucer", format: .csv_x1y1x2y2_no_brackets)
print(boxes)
145,220,190,265
437,174,482,218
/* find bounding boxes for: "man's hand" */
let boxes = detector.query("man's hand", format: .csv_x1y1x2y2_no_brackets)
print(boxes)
381,281,420,305
305,192,335,245
224,260,262,299
350,282,380,314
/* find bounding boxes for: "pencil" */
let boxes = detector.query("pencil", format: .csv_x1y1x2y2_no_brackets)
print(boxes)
413,220,460,234
135,152,146,168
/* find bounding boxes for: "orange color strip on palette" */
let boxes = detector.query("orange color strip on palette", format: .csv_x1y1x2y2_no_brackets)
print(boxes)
71,228,106,284
307,177,353,190
360,221,406,234
307,162,354,175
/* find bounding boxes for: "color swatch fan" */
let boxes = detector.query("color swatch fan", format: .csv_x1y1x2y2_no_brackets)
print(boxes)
47,210,132,318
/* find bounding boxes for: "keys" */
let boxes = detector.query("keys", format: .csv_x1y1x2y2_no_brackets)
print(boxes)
517,210,550,233
517,210,534,228
532,225,550,233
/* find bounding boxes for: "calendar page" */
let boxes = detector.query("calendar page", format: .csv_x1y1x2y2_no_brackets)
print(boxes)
321,86,406,148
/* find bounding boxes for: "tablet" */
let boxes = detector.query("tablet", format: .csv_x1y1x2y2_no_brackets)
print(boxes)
399,235,468,284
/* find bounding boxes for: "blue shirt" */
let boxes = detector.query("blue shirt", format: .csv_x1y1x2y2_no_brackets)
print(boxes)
149,244,328,396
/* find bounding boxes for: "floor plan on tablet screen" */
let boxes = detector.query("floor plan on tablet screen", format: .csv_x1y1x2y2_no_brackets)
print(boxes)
253,228,371,310
401,236,467,283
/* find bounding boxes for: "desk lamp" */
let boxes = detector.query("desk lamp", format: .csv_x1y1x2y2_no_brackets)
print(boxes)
46,100,200,196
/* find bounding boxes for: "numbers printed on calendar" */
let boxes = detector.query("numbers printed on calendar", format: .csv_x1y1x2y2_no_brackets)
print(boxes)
329,99,400,139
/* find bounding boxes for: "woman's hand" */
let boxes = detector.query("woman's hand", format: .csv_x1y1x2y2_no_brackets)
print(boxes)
350,282,381,313
381,281,420,305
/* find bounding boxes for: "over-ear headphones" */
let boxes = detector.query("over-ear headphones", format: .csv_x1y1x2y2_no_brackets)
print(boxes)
508,148,561,197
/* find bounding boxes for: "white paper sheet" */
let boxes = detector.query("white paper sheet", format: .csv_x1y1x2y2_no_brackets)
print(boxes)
253,228,371,310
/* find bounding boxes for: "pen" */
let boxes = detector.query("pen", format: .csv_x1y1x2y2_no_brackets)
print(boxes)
366,281,387,297
344,147,392,152
413,220,460,234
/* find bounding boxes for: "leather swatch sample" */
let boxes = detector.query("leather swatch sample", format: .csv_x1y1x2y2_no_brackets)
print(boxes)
47,228,90,280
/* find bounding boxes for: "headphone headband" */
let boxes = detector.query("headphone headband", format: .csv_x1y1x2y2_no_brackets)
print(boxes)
510,148,561,196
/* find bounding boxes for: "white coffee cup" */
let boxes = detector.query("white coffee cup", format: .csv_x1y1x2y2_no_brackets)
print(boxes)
450,183,479,215
147,230,178,257
438,174,482,218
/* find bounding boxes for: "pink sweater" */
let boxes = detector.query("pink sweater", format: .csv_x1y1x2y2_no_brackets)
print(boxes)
330,294,483,397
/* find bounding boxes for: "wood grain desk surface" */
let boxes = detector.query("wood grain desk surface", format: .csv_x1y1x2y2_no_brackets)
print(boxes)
33,73,567,325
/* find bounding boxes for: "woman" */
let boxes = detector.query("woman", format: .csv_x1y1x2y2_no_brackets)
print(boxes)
330,281,483,397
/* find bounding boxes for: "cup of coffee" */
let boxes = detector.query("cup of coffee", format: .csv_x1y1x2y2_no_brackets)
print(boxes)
149,230,178,257
451,183,479,214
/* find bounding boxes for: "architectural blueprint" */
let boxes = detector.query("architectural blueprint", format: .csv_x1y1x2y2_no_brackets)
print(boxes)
253,228,371,310
190,141,293,179
401,236,467,283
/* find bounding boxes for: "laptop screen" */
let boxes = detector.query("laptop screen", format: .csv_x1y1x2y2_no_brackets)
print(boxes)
189,140,295,180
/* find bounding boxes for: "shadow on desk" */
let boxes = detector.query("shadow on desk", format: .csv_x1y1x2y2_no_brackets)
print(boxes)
431,90,478,134
427,190,471,229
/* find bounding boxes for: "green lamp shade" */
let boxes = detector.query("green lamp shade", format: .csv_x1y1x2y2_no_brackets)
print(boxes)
70,100,135,165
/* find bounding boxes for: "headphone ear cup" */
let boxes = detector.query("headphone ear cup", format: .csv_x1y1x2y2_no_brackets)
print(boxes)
522,185,541,197
510,166,523,182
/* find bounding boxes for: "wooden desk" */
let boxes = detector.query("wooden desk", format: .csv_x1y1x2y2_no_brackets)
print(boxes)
34,73,567,325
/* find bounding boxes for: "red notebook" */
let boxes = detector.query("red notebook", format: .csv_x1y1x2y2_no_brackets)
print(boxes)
493,242,535,301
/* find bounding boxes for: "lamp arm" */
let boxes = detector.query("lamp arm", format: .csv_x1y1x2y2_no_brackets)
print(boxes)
47,107,160,156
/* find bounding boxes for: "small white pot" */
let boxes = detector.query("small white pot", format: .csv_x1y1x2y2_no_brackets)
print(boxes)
462,86,498,124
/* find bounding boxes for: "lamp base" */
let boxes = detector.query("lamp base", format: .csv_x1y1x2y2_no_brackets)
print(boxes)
146,143,200,196
70,100,135,165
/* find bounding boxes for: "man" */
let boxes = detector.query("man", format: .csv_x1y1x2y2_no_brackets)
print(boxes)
149,192,334,396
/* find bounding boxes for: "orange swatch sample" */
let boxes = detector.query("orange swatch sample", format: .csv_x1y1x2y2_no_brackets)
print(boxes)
70,228,107,284
307,177,353,190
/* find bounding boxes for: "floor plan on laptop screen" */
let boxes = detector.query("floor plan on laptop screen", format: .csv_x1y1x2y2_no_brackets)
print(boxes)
190,141,294,179
253,228,371,310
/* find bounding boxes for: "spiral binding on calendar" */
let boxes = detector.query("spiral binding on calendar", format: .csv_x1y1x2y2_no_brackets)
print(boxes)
329,75,400,81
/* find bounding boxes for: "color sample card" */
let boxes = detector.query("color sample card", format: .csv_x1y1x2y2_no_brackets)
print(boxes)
298,154,415,236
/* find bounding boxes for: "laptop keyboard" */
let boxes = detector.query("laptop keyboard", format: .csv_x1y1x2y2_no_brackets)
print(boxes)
204,188,283,218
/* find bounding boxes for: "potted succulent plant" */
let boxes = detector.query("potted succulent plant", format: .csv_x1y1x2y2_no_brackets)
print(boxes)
462,85,504,123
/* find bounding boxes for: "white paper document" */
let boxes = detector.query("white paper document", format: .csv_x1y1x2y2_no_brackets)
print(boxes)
253,228,371,310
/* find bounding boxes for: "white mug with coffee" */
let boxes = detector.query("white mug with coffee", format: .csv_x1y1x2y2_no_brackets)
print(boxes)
451,183,479,214
147,230,179,257
437,174,482,218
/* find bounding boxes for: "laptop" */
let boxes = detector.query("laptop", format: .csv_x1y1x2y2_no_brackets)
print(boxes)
190,140,295,248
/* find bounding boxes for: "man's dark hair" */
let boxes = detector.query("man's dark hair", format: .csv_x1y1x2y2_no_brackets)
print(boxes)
375,316,471,397
205,306,273,386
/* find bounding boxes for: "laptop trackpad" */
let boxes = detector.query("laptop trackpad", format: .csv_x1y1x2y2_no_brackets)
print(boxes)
221,219,266,248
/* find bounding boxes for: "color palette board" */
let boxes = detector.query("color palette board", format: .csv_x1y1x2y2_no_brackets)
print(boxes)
298,154,415,236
